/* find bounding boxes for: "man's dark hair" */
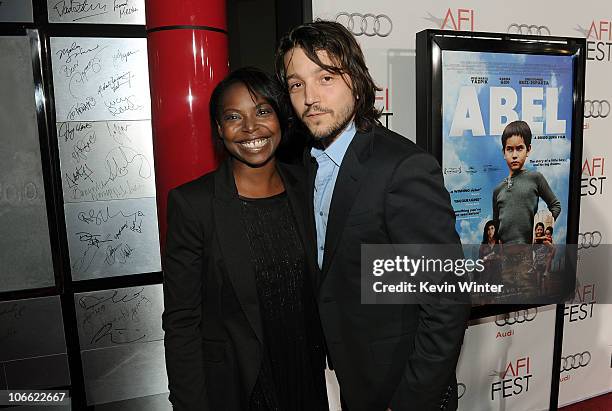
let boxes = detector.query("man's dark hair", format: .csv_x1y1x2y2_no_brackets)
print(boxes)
274,20,382,133
501,120,532,149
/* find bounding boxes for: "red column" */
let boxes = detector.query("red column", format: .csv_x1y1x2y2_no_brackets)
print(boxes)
146,0,228,249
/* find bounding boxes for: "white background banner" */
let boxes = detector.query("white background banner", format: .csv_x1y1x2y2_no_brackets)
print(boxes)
311,1,612,409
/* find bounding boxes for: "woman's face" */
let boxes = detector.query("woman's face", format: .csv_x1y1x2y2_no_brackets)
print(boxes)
535,225,544,237
217,82,281,168
487,224,496,240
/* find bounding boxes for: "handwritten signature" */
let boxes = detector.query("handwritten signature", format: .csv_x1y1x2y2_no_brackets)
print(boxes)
112,48,139,68
56,41,100,64
77,206,144,226
58,121,93,142
105,145,151,182
104,242,135,265
104,95,143,117
107,121,132,145
67,46,107,98
79,287,148,310
67,96,96,121
97,71,134,97
52,0,109,22
71,131,97,162
65,163,95,188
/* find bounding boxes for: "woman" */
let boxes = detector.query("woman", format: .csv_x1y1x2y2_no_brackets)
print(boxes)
163,67,328,410
478,220,503,302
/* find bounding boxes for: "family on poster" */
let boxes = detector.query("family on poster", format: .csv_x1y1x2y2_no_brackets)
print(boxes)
442,50,574,298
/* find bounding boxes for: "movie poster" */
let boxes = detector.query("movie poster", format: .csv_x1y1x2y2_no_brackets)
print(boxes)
442,50,574,247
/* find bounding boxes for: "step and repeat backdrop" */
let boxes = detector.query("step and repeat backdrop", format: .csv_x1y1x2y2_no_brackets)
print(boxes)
1,0,611,409
311,0,612,410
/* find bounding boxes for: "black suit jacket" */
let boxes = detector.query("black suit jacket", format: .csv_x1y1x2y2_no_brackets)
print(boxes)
307,125,471,411
162,159,322,410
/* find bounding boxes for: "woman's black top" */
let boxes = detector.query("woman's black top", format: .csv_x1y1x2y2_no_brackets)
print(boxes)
239,192,328,411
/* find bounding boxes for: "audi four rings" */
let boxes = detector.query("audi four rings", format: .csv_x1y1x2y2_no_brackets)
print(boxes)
584,100,611,118
560,351,591,371
335,12,393,37
507,24,551,36
578,231,602,249
495,308,538,326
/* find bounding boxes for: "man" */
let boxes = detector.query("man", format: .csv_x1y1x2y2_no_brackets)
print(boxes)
275,21,471,411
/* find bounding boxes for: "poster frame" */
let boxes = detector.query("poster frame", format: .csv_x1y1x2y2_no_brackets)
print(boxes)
415,29,586,320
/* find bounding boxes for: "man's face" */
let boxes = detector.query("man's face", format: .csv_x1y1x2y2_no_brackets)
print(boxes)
283,47,355,144
503,135,530,174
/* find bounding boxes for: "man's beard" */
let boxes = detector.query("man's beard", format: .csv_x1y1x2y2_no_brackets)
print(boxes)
304,103,355,146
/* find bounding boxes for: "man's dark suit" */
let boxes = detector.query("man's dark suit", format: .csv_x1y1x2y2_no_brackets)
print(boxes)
306,125,471,411
163,159,324,410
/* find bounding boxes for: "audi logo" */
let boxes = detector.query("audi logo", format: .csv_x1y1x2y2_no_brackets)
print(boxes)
578,231,602,249
507,24,551,36
560,351,591,371
584,100,610,118
335,12,393,37
495,308,538,326
457,383,466,400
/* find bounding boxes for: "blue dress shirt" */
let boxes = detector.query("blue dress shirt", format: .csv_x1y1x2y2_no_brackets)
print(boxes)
311,122,357,269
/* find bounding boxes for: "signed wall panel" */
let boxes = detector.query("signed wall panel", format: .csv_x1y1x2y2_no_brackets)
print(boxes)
50,37,151,122
49,36,161,280
90,393,171,410
64,198,161,280
74,285,163,350
0,35,55,293
81,340,168,405
0,296,70,389
47,0,145,25
56,120,156,203
75,284,167,405
0,0,33,22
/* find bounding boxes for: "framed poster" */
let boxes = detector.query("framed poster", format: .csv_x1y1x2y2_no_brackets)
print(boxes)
416,30,585,311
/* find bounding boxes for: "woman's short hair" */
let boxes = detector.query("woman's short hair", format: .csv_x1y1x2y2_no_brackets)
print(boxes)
209,67,289,145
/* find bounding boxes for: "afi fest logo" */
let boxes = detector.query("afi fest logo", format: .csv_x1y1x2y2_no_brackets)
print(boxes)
376,88,393,128
494,308,537,339
565,282,596,323
490,357,532,400
575,19,612,62
581,156,606,196
424,8,475,31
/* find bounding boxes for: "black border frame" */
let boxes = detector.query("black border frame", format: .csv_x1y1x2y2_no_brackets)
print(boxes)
416,29,586,321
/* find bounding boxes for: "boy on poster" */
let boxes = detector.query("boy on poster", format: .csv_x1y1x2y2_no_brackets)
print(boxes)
493,120,561,244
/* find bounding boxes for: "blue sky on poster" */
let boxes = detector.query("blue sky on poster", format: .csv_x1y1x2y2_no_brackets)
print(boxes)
441,50,574,244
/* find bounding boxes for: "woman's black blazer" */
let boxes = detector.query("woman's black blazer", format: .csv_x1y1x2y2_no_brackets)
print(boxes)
162,159,321,410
